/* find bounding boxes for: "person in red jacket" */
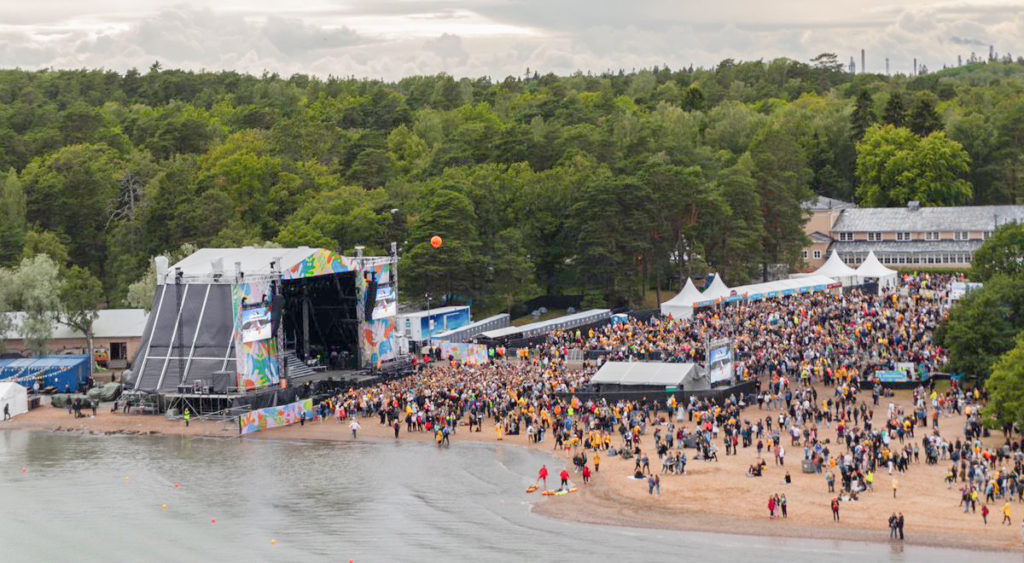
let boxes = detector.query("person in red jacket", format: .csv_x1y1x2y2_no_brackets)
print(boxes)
559,469,570,490
538,465,548,489
582,465,591,484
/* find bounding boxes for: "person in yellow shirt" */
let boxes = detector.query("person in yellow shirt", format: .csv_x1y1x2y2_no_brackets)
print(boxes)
892,477,899,498
1004,502,1012,525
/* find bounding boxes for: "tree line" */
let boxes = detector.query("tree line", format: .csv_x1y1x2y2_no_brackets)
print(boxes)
0,56,1022,317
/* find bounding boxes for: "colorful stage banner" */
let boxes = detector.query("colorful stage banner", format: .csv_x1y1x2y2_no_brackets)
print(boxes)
239,398,314,436
434,341,489,365
231,281,279,391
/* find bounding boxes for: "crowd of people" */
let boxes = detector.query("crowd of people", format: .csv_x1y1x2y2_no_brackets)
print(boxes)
542,274,952,385
294,274,1024,545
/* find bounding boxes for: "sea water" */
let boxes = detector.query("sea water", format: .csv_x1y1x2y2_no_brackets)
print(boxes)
0,430,1011,562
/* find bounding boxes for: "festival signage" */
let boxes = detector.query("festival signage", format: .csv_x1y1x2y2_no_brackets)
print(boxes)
372,285,397,320
875,370,909,383
238,398,313,435
707,338,734,384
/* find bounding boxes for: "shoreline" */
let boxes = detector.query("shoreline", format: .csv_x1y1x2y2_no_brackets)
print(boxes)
3,400,1020,553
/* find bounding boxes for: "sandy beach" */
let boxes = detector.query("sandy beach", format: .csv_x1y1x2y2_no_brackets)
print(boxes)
4,388,1020,553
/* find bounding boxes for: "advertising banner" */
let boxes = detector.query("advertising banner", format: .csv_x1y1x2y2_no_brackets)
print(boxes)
239,398,314,435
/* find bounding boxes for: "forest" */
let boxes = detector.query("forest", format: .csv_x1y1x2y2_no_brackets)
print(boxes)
0,55,1023,317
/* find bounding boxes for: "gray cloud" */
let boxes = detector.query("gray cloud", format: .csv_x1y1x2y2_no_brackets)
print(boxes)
0,1,1023,79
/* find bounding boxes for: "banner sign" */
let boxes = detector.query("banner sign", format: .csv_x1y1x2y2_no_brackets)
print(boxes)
239,398,314,435
707,338,734,383
875,370,909,383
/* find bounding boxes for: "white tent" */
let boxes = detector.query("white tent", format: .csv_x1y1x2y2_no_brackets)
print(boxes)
730,275,839,301
0,382,28,420
813,250,860,287
699,274,731,303
855,251,899,290
660,278,703,319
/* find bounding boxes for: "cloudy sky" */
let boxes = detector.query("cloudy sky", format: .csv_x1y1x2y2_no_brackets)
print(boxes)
0,0,1021,79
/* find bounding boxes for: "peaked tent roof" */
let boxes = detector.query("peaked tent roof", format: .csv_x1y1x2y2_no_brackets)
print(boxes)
700,274,731,301
663,278,703,307
855,251,898,278
814,250,858,278
590,362,697,386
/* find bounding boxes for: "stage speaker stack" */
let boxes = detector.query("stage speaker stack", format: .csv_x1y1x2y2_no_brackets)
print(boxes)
364,273,379,319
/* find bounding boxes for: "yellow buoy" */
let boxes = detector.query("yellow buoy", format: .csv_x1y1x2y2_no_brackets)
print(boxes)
161,504,167,510
270,539,276,546
124,476,129,482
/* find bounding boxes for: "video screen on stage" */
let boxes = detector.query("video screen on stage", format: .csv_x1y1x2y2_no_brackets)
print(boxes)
707,341,734,383
241,306,272,343
372,285,397,319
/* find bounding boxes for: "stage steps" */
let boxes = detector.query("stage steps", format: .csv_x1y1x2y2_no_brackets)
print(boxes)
282,350,318,380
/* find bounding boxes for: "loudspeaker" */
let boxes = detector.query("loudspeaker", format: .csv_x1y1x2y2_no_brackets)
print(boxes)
364,273,379,319
271,294,284,334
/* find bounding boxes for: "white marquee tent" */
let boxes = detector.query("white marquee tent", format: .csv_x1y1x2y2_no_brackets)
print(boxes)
855,251,899,290
699,274,731,303
812,250,860,287
0,382,28,421
660,278,703,319
728,275,839,301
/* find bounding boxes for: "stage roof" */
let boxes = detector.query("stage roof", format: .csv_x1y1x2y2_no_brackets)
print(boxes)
162,247,390,284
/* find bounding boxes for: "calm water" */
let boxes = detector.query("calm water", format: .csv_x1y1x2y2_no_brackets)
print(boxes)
0,430,1013,562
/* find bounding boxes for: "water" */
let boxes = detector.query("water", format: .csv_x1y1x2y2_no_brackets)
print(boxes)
0,430,1013,562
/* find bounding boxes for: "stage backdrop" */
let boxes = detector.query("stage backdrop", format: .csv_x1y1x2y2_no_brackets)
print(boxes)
231,280,280,391
238,398,313,435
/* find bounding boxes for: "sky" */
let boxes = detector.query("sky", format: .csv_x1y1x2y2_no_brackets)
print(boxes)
0,0,1021,80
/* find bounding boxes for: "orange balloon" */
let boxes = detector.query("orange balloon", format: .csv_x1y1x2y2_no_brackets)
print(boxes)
430,236,443,249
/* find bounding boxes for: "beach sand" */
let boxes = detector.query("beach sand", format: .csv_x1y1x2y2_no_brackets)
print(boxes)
4,388,1020,552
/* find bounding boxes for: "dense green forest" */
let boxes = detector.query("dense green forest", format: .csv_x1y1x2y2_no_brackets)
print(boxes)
0,56,1023,314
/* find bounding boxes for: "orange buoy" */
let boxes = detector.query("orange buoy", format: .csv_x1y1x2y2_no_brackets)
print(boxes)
430,236,442,249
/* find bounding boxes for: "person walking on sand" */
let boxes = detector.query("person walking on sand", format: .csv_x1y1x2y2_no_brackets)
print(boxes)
780,494,787,519
892,477,898,498
593,453,600,473
1004,502,1012,525
768,495,776,519
897,512,904,540
560,469,569,491
582,464,591,484
654,474,661,495
831,497,840,522
183,408,190,428
538,465,549,489
393,419,400,439
3,402,9,420
350,419,361,439
889,513,898,538
982,504,990,525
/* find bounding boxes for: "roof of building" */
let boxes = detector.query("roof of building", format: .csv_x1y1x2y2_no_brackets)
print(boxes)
1,309,148,341
808,232,833,244
590,361,697,387
399,306,470,320
831,240,981,253
802,196,857,211
832,205,1024,233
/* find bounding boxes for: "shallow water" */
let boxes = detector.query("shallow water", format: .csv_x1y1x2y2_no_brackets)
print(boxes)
0,430,1013,562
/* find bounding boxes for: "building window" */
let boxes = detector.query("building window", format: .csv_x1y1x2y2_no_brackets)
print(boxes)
896,232,911,241
983,231,992,240
838,232,853,242
867,232,882,241
955,231,969,240
812,250,822,260
925,232,939,241
802,250,808,259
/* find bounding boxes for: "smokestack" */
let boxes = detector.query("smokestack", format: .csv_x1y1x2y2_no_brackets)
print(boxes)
913,58,918,75
990,45,995,61
861,49,865,74
885,58,889,75
958,54,962,67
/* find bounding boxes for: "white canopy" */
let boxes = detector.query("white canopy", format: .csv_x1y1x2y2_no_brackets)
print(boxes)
0,382,28,420
660,278,703,319
730,275,839,301
813,251,859,286
699,274,731,302
590,362,697,387
856,251,898,289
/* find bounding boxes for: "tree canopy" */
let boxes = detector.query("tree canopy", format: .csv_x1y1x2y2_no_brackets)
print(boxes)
0,59,1021,312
